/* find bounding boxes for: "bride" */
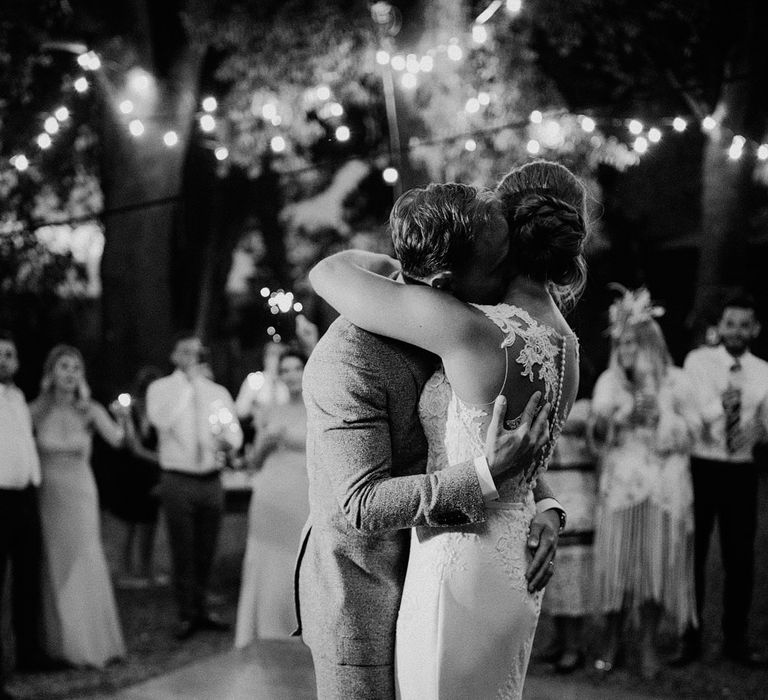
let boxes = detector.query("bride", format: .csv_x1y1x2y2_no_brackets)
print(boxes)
309,160,587,699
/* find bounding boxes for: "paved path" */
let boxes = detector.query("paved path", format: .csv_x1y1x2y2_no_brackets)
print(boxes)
108,639,666,700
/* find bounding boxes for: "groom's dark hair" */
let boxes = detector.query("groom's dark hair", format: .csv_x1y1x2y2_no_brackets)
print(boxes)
390,183,499,279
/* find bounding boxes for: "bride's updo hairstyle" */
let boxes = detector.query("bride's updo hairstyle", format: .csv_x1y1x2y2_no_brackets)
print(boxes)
495,160,589,310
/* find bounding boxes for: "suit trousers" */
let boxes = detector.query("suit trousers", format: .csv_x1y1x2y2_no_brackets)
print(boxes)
311,651,395,700
159,470,224,621
0,486,43,679
690,457,758,647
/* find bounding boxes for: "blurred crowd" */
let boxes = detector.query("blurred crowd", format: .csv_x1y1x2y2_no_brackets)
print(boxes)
1,286,767,699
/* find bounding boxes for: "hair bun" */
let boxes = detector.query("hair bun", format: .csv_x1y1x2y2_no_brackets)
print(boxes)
509,193,586,286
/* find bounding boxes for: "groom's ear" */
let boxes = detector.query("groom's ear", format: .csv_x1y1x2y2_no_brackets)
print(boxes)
428,271,454,292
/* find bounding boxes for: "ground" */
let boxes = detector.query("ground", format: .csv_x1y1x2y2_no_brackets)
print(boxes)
3,472,768,699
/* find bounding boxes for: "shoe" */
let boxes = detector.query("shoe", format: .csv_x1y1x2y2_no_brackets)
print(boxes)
15,654,72,673
723,643,768,667
555,650,584,674
196,612,230,632
668,642,701,667
174,619,198,641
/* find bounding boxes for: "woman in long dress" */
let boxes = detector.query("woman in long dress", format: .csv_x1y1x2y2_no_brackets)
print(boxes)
235,348,309,645
309,161,588,699
589,288,700,679
30,345,126,667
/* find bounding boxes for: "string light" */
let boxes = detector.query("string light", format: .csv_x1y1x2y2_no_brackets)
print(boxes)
54,107,69,122
447,44,463,61
163,130,178,147
382,166,399,184
526,139,540,155
376,50,390,65
406,54,420,74
262,103,278,120
465,97,480,114
214,146,229,161
465,138,477,152
529,110,543,124
119,99,134,114
77,51,100,70
401,73,417,89
477,92,490,106
37,133,52,149
293,302,303,312
390,55,406,71
702,115,717,131
11,155,29,171
628,119,643,135
472,24,488,44
73,76,89,93
202,96,218,112
200,114,216,132
580,116,596,133
648,127,662,143
329,102,344,117
335,125,351,141
316,85,331,101
633,136,648,154
419,55,434,72
128,119,145,137
270,135,286,153
506,0,523,14
44,117,59,134
673,117,687,132
758,144,768,161
260,287,271,297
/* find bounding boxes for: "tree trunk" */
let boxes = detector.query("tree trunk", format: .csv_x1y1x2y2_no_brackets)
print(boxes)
97,1,210,390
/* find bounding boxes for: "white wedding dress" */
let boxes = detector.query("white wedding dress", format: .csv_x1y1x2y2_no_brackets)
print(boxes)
395,304,576,700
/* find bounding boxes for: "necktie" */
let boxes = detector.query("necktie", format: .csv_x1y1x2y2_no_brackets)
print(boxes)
723,359,742,454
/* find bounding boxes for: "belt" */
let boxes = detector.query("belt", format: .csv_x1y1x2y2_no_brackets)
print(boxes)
162,468,221,480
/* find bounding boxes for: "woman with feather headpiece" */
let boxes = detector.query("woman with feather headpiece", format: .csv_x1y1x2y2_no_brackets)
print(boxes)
589,285,701,680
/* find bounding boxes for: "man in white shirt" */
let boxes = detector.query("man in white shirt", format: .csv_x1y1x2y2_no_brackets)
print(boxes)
147,334,242,640
679,294,768,666
0,331,53,698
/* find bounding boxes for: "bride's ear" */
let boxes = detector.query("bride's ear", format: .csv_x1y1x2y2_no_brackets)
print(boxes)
428,271,453,292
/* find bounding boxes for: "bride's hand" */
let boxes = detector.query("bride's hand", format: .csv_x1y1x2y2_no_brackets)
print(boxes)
484,393,550,479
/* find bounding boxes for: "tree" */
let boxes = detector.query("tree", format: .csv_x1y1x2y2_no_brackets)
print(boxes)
522,0,768,338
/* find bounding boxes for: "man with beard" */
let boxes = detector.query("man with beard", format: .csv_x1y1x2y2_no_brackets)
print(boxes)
677,293,768,666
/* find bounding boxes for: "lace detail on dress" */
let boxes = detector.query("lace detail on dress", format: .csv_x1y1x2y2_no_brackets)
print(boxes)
470,302,577,494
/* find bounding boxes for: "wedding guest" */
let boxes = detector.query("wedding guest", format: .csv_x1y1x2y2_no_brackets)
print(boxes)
235,347,309,646
677,293,768,666
30,345,126,668
0,331,54,698
590,288,700,680
111,366,164,588
146,333,242,641
235,341,289,428
539,396,596,673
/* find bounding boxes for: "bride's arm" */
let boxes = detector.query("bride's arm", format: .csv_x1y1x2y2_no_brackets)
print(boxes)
309,250,477,356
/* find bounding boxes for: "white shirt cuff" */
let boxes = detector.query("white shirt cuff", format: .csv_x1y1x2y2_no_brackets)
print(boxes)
473,456,499,502
536,497,563,514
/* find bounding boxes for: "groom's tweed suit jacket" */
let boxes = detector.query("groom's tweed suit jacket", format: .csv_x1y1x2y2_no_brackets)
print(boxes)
295,317,488,668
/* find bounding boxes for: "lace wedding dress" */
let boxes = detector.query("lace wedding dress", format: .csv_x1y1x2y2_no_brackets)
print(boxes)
395,304,576,700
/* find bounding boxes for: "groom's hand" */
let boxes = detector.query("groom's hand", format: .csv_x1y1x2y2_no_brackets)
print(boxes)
525,509,560,592
484,393,550,479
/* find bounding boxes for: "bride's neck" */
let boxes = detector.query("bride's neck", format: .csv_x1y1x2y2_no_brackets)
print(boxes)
502,275,552,307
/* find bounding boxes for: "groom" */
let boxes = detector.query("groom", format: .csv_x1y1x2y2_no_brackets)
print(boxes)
296,183,565,699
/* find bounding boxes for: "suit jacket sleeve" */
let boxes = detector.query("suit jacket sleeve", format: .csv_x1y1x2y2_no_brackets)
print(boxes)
308,353,487,534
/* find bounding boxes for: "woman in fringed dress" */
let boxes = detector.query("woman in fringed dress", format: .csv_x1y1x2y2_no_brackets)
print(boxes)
589,287,700,680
